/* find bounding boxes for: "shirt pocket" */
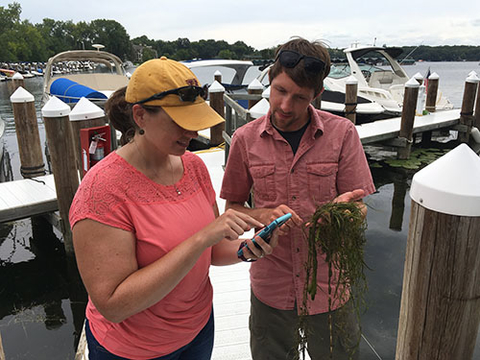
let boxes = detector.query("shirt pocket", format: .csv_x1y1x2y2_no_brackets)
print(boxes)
306,163,338,205
250,164,276,202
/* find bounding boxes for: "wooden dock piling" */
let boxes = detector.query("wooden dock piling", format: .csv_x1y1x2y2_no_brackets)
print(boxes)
9,87,45,178
345,76,358,124
474,74,480,130
396,144,480,360
397,78,419,159
41,97,79,256
209,80,226,146
425,72,439,113
69,98,106,178
0,331,5,360
11,72,25,92
247,79,263,109
458,73,479,143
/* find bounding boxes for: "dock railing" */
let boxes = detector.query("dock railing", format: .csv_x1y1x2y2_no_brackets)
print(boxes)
221,92,260,163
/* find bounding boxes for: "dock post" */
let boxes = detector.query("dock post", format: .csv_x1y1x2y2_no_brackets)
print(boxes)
69,98,106,179
41,97,79,256
9,87,46,178
412,72,423,85
345,75,358,124
0,331,4,360
458,73,479,143
395,144,480,360
397,78,419,159
247,78,264,109
11,72,25,92
473,72,480,130
209,80,226,146
425,72,439,113
214,70,222,84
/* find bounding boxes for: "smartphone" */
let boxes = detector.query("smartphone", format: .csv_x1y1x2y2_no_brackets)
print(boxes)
237,213,292,259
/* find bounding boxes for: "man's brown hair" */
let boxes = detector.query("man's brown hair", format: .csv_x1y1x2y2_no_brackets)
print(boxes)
269,37,331,97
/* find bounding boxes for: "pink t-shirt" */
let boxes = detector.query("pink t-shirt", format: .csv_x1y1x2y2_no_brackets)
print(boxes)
70,151,216,359
220,106,376,315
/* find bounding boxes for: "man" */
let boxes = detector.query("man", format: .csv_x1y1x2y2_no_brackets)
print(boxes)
220,37,376,359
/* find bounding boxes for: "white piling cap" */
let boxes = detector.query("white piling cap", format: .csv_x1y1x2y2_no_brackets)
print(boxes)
413,72,423,80
248,78,264,90
41,96,71,117
69,97,104,121
405,77,420,88
12,72,24,80
346,75,358,85
410,144,480,216
249,98,270,119
466,73,480,83
428,72,440,80
214,70,222,76
208,80,225,93
10,86,34,103
468,70,477,77
262,86,271,98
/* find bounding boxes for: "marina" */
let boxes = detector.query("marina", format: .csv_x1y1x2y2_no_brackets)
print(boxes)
0,61,479,359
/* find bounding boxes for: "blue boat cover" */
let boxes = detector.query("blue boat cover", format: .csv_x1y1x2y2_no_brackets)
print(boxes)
50,78,107,104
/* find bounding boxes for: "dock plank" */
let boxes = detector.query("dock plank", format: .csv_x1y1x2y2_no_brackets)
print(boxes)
0,175,58,222
356,109,460,144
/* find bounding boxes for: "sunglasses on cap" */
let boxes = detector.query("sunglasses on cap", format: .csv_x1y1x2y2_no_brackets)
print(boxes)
135,85,205,105
276,50,325,73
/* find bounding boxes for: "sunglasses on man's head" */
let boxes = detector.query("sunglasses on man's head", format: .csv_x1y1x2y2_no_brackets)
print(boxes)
276,50,325,73
135,85,205,105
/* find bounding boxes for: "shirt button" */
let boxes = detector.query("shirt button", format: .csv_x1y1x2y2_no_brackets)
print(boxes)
296,248,300,252
292,196,297,200
296,274,300,278
291,169,294,173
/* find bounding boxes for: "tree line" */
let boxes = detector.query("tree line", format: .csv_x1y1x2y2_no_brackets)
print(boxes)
2,2,480,64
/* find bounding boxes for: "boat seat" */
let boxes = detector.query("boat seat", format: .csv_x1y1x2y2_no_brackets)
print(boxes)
369,71,394,89
49,73,129,92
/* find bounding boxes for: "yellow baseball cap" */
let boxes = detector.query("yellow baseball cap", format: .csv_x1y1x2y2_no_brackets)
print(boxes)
125,56,224,131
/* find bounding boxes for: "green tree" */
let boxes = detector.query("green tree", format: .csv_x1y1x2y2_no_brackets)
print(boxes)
0,2,22,61
89,19,132,60
218,49,234,59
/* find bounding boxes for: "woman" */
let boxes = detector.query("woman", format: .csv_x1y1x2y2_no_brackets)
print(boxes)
69,57,277,360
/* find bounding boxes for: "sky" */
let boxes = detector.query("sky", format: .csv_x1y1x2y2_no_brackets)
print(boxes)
12,0,480,50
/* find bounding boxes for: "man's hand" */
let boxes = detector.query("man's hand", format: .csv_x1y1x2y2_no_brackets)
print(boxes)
333,189,365,204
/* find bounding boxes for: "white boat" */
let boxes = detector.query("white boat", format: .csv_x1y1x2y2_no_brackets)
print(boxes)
42,49,130,107
324,44,453,117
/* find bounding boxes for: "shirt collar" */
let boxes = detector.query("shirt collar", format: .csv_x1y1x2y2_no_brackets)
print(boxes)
260,104,324,137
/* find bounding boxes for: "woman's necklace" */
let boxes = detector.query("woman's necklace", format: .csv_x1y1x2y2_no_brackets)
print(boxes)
134,141,181,196
169,156,182,196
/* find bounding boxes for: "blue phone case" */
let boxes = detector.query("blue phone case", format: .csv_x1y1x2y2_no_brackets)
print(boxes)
237,213,292,258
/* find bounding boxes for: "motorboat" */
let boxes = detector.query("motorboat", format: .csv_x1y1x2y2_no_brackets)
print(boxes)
42,49,130,108
182,59,255,91
325,44,453,117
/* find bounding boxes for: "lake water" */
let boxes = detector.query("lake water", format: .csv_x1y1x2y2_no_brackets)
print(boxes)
0,62,479,359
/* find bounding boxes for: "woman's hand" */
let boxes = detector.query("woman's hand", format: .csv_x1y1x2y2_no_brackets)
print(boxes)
239,227,280,261
201,208,264,246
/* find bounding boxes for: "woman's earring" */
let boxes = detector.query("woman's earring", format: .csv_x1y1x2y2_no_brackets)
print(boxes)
139,129,145,135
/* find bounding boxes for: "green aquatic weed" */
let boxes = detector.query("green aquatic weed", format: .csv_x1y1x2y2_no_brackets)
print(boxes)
297,201,368,360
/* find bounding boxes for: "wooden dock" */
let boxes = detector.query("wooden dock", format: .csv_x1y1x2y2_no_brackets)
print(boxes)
357,109,460,144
